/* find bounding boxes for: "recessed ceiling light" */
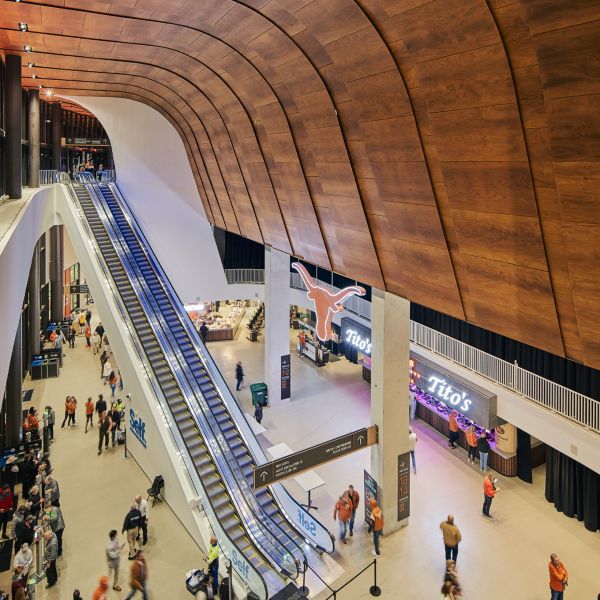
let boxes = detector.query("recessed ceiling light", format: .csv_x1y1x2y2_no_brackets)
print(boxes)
46,90,53,96
27,62,35,68
18,23,28,32
24,45,32,52
31,74,37,79
38,84,43,89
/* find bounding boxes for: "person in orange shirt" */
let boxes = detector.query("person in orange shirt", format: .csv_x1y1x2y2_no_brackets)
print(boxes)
92,575,110,600
298,330,306,356
482,473,498,518
548,553,568,600
448,410,459,449
465,425,478,464
369,498,384,557
333,493,352,544
66,397,77,428
85,397,95,433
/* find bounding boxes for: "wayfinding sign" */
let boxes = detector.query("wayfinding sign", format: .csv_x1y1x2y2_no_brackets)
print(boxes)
253,425,378,489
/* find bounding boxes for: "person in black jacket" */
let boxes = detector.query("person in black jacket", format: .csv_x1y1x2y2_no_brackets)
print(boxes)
96,394,107,416
122,505,142,559
109,404,122,447
15,516,35,553
477,432,491,471
19,455,37,500
235,361,244,391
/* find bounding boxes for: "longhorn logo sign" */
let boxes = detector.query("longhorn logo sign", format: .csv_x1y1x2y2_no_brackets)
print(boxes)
292,262,366,341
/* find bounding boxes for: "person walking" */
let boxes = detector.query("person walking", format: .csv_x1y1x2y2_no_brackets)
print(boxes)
134,495,149,546
106,529,125,592
448,410,459,449
60,396,70,429
478,431,490,471
254,403,263,424
333,494,352,544
110,404,122,446
108,371,119,397
43,530,59,588
85,397,95,433
346,484,360,537
98,411,113,455
0,484,13,539
96,393,107,416
125,550,148,600
102,359,112,383
122,504,142,559
207,536,219,598
86,308,92,327
369,498,384,557
66,397,77,428
92,575,110,600
199,322,208,344
235,361,244,391
85,324,92,348
466,425,478,465
549,553,568,600
440,515,461,562
92,331,101,355
482,473,498,518
78,311,87,334
44,405,56,441
68,322,77,348
409,389,417,421
409,427,418,474
100,351,109,379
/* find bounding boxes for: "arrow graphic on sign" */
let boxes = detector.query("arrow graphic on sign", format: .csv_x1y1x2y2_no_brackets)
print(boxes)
260,471,269,481
358,435,365,445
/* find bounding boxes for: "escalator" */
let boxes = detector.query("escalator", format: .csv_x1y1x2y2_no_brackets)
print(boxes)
66,175,333,599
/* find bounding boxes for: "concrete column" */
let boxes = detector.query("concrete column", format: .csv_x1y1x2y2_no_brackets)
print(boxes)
370,289,410,533
6,54,22,199
5,317,23,447
28,89,41,188
28,240,41,359
49,225,64,322
264,247,290,402
51,102,62,171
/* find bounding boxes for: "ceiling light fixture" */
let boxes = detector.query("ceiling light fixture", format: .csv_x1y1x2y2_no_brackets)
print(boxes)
31,74,36,79
46,90,53,96
18,23,28,32
27,62,35,68
24,44,32,52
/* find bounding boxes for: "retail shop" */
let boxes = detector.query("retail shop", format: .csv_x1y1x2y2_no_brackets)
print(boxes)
186,300,260,342
410,349,545,477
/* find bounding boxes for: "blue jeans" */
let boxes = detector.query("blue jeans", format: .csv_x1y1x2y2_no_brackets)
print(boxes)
110,383,116,397
550,590,563,600
125,584,147,600
349,509,356,534
338,520,347,540
236,378,242,391
480,452,489,471
209,560,219,595
373,530,381,555
410,450,416,473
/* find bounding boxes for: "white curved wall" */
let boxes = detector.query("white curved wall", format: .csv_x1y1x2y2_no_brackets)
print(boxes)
65,96,228,304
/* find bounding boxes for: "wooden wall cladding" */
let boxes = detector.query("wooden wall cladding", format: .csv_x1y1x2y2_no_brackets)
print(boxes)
2,1,599,370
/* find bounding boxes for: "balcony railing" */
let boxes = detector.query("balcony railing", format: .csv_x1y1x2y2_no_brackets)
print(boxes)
410,321,600,434
39,170,58,185
224,268,264,284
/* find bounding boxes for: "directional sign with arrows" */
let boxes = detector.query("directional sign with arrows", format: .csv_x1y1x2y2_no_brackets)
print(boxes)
253,425,378,489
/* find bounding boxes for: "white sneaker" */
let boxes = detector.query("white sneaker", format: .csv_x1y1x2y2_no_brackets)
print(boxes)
372,551,381,557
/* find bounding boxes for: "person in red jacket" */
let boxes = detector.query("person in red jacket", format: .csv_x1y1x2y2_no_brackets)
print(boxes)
448,410,459,449
0,483,14,538
548,553,568,600
333,493,352,544
482,473,498,518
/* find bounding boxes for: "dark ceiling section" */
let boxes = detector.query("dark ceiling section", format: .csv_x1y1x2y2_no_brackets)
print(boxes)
1,0,598,370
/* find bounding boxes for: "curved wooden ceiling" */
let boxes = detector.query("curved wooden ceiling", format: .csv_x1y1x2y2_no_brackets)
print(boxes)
1,0,599,369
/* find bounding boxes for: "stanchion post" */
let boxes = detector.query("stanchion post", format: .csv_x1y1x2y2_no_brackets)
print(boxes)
369,558,381,597
298,559,309,598
227,558,233,600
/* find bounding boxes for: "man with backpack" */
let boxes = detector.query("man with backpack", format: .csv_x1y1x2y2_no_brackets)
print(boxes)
122,504,143,560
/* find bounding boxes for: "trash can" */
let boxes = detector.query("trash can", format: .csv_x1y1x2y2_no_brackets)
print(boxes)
250,383,268,407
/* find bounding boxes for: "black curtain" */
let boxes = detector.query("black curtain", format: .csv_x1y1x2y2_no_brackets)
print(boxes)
411,303,600,401
221,229,264,269
516,428,532,484
545,446,600,532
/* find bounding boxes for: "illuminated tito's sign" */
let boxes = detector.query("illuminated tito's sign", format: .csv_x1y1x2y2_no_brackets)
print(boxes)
345,328,372,355
292,262,366,341
427,376,472,412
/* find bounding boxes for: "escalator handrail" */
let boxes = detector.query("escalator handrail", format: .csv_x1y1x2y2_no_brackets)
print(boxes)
66,179,270,599
78,177,301,579
102,181,336,553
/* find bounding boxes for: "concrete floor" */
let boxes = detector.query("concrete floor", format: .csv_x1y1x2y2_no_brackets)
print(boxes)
3,306,599,600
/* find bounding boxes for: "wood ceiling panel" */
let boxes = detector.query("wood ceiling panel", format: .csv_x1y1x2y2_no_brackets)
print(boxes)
6,0,599,368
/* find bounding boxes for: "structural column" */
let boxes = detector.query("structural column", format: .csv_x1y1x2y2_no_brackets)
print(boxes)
51,101,62,171
5,317,23,447
370,289,410,533
6,54,22,199
28,89,41,188
28,241,41,359
264,247,291,402
49,226,64,322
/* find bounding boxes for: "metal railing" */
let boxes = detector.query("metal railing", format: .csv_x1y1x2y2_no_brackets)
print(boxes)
290,272,372,320
225,268,264,284
410,321,600,434
39,170,58,185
